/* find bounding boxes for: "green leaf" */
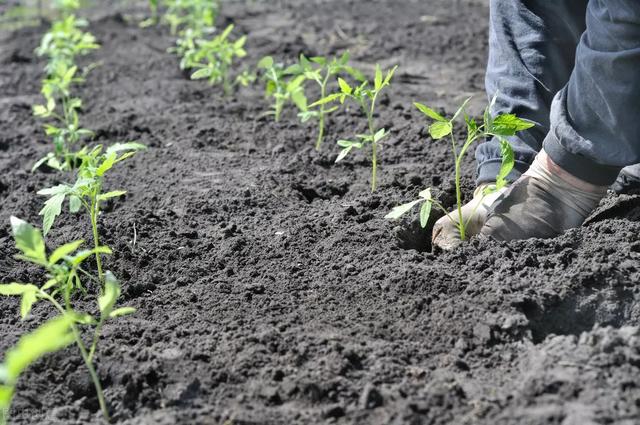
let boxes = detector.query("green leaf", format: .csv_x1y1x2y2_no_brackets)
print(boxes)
309,93,342,108
97,190,127,201
190,67,212,80
98,272,120,316
106,142,146,155
374,64,383,91
37,184,68,196
337,140,355,148
373,128,387,143
338,78,352,95
20,290,37,319
418,188,432,199
451,97,472,122
414,102,446,122
39,193,66,236
257,56,274,69
290,89,307,112
96,152,116,176
0,315,74,384
69,195,82,213
41,278,59,291
335,146,353,163
428,121,453,140
49,240,84,264
70,246,112,266
419,197,432,228
10,217,46,265
0,283,38,296
384,199,422,220
491,114,535,136
109,307,136,318
383,65,398,86
33,105,48,116
496,137,515,190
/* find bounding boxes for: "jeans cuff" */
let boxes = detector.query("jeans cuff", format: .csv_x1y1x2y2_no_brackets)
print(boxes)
543,131,621,186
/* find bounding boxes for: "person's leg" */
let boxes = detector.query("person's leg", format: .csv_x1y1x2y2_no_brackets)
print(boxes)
482,0,640,241
433,0,589,250
476,0,588,184
543,0,640,185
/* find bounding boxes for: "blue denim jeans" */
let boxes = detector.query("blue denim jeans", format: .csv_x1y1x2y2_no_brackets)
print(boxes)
476,0,640,186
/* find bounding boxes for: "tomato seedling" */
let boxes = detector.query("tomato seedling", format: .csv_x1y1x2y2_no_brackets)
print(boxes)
0,217,135,425
294,52,364,151
385,96,534,241
258,56,307,122
189,24,249,95
162,0,219,35
36,14,99,75
33,63,93,171
38,142,146,283
311,64,397,191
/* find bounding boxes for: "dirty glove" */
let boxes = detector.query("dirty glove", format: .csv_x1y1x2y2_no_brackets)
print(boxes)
432,183,508,250
481,150,607,241
611,164,640,194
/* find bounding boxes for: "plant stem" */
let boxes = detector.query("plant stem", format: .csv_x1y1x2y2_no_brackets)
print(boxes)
315,73,330,151
40,293,110,422
367,92,379,192
90,186,104,285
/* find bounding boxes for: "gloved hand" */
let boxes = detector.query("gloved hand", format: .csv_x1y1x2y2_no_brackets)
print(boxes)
612,164,640,194
481,150,607,241
431,183,508,250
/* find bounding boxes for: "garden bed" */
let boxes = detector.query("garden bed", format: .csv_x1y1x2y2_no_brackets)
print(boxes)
1,0,640,423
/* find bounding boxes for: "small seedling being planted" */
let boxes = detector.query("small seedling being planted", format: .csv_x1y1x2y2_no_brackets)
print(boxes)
385,96,534,241
257,56,307,122
38,142,146,283
311,64,397,192
0,217,135,425
292,52,365,151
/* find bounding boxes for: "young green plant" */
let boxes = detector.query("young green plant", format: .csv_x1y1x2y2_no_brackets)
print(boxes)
295,52,364,151
385,97,534,241
311,64,398,192
258,56,307,122
36,14,99,75
0,217,135,424
38,142,146,283
33,63,93,171
189,24,249,95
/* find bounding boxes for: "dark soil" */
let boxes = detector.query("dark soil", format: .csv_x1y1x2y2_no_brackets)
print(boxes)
2,1,640,424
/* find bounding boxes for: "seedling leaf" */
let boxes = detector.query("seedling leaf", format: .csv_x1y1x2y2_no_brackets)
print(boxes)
491,114,535,136
97,191,127,201
374,64,383,91
495,137,515,190
429,121,453,140
10,217,46,265
414,102,446,122
39,193,66,235
49,240,84,264
384,199,422,220
109,307,136,318
419,198,432,228
338,78,352,95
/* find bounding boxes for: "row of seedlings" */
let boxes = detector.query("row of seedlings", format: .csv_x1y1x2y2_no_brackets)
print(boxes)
144,3,534,239
0,1,145,423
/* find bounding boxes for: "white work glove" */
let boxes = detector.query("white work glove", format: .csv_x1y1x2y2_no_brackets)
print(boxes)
431,183,508,250
481,150,607,241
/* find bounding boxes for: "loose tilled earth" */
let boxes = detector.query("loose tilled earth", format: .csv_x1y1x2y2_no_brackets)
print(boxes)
2,0,640,424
